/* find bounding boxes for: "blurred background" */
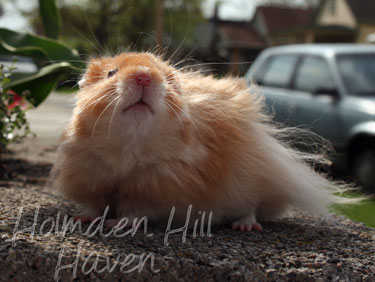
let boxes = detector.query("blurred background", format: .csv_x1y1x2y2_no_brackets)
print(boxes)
2,0,374,75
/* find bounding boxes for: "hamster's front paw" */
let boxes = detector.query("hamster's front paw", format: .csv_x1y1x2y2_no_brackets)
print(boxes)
232,213,263,232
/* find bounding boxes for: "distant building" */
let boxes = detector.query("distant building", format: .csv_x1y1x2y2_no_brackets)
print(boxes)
207,18,265,74
194,0,375,75
193,7,265,75
252,0,375,45
252,6,315,45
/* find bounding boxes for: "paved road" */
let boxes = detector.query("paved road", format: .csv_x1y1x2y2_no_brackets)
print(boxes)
11,92,74,162
26,92,74,143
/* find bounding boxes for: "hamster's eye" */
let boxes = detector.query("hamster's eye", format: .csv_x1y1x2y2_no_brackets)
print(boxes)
107,69,118,78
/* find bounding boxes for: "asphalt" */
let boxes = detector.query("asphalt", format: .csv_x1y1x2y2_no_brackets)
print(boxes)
11,92,74,163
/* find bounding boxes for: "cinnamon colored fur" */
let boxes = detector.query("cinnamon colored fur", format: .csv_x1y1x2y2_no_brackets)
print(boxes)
52,52,343,228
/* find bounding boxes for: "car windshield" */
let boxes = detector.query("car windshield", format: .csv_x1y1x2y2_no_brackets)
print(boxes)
336,53,375,97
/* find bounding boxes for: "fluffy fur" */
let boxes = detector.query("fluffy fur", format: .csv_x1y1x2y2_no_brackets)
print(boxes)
52,52,343,230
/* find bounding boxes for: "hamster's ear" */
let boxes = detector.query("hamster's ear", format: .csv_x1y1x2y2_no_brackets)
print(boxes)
79,57,112,88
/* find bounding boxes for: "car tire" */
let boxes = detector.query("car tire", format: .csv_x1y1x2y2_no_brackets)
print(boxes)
352,146,375,194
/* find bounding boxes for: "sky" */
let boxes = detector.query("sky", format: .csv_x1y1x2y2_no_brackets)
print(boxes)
202,0,258,20
0,1,36,32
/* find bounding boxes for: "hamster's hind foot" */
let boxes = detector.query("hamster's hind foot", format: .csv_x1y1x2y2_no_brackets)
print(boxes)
232,213,263,232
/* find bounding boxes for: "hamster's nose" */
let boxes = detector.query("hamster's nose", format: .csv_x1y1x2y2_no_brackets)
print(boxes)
135,73,151,86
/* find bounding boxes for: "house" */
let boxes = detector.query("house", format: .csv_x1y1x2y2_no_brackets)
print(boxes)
314,0,375,43
252,6,315,45
208,19,265,74
252,0,375,45
192,8,265,75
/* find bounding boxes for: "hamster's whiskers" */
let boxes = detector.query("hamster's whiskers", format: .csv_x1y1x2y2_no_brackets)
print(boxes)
164,93,199,135
107,95,123,138
164,99,185,132
79,88,117,113
91,95,121,138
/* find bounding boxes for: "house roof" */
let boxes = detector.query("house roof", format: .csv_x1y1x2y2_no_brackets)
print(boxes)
218,23,265,49
346,0,375,22
257,6,315,33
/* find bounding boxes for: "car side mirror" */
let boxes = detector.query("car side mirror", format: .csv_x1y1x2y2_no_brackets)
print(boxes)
254,79,264,86
313,88,340,98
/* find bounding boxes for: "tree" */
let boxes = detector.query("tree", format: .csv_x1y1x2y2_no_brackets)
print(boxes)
30,0,205,57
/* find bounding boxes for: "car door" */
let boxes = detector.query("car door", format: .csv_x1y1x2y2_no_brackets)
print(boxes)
288,55,342,146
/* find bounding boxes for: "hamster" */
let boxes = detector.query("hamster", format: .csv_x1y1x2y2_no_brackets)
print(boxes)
52,52,343,231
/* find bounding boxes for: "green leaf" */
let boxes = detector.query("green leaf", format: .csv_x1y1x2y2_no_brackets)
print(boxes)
0,28,83,69
39,0,61,39
4,62,76,106
0,39,48,61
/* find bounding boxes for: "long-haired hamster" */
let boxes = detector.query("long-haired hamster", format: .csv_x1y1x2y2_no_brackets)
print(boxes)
52,52,344,231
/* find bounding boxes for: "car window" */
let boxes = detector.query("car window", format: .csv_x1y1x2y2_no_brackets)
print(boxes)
294,56,335,94
255,54,298,88
336,53,375,97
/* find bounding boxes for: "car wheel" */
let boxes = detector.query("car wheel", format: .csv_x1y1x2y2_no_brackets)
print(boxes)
352,146,375,194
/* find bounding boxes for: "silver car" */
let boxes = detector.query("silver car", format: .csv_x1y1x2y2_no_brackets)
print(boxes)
245,44,375,193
